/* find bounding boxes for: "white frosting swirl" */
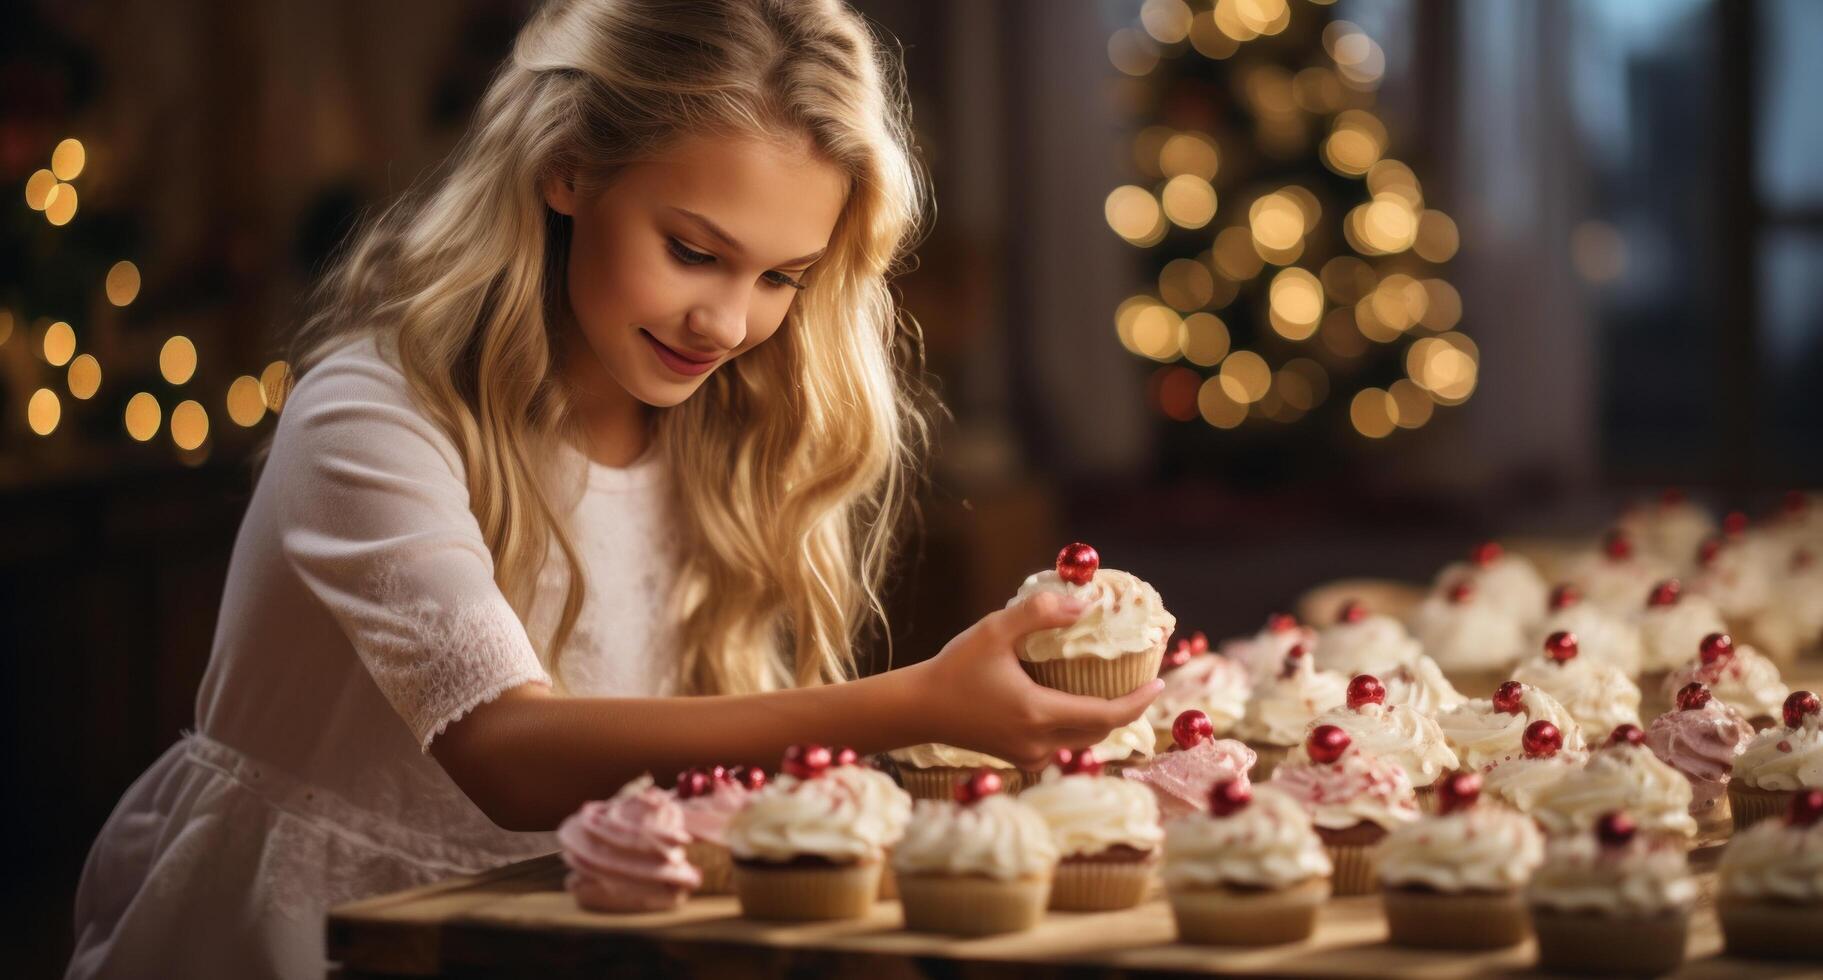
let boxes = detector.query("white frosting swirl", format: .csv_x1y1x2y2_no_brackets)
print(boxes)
891,795,1059,880
1286,702,1458,788
1269,749,1420,831
1146,653,1251,736
823,765,913,845
1315,614,1422,677
1232,657,1347,746
1010,568,1174,662
1019,772,1163,857
1377,803,1544,892
1619,499,1716,566
1528,833,1697,915
727,773,898,863
1735,712,1823,791
1532,743,1697,838
1566,549,1675,616
1533,604,1643,676
1660,645,1789,721
1437,686,1586,772
1380,656,1467,714
1691,540,1774,620
1225,622,1318,685
1161,785,1332,889
1091,716,1157,763
1410,592,1527,673
1636,595,1729,672
888,743,1014,771
1435,554,1549,627
1512,655,1642,738
1481,750,1589,813
1720,818,1823,902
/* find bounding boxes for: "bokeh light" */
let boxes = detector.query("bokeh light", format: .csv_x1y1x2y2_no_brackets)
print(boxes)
28,389,61,436
68,354,101,400
160,336,198,385
106,261,142,306
42,321,76,366
171,399,209,451
125,393,161,441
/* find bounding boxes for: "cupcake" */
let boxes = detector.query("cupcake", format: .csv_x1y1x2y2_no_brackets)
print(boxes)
1019,748,1163,910
892,769,1058,936
887,743,1022,800
1564,529,1675,617
1010,542,1174,698
1270,725,1420,895
1532,724,1697,841
1378,772,1543,950
558,775,702,913
1511,631,1641,738
1121,709,1258,821
1145,635,1250,751
1436,680,1586,774
1659,631,1788,727
1409,580,1528,696
1718,789,1823,961
1749,548,1823,665
726,744,894,921
1432,540,1550,628
1231,642,1346,778
1528,812,1696,978
1224,612,1319,685
820,751,913,899
1533,583,1643,676
672,765,766,894
1162,780,1332,946
1379,654,1467,714
1618,489,1716,566
1285,674,1458,810
1481,719,1589,814
1083,715,1156,777
1315,599,1423,677
1635,578,1728,705
1690,533,1774,630
1730,690,1823,830
1645,683,1755,838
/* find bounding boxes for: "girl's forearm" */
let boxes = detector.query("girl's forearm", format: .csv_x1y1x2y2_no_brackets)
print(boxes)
432,660,941,831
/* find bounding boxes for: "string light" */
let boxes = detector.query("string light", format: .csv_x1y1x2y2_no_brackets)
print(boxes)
125,393,161,441
170,399,209,451
43,183,78,225
1181,312,1231,366
160,336,198,385
1106,185,1166,245
51,138,86,181
1140,0,1195,44
260,361,294,412
106,261,142,306
42,321,76,366
25,170,56,210
68,354,101,400
226,376,267,427
28,389,61,436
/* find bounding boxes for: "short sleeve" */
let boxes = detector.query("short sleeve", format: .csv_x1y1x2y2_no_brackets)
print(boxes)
270,339,552,750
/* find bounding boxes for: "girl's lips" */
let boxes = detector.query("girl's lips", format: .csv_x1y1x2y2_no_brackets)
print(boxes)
640,329,720,377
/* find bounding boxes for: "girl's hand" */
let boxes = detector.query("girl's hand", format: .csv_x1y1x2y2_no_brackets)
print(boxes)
910,592,1165,770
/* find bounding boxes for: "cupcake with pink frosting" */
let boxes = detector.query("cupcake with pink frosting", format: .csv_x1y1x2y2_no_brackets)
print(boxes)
1532,724,1697,842
1270,725,1420,895
1122,709,1257,822
1646,683,1755,838
1432,541,1550,628
1729,690,1823,831
1659,632,1789,728
1146,634,1250,750
558,775,703,913
1285,674,1458,809
672,765,767,894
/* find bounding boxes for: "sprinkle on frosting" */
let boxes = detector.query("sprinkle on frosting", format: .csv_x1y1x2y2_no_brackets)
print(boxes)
1269,746,1420,831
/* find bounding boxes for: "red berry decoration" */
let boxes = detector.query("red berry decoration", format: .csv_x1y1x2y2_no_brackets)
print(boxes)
1493,681,1526,714
1471,541,1504,567
1597,810,1638,848
1676,682,1713,712
709,765,730,783
1207,778,1253,816
1723,510,1748,538
1647,579,1681,608
1607,724,1646,747
1190,630,1209,654
833,746,859,767
1789,789,1823,828
1346,674,1386,709
1059,747,1103,777
1162,637,1194,673
675,769,712,799
1784,691,1820,730
1699,632,1734,666
1603,529,1634,561
1337,599,1367,624
781,743,832,780
954,768,1003,804
1267,612,1299,633
1549,584,1582,611
1172,709,1215,750
1446,580,1475,604
1307,724,1352,764
1544,631,1579,664
1437,772,1482,814
1523,720,1563,758
1698,537,1723,568
1055,542,1099,586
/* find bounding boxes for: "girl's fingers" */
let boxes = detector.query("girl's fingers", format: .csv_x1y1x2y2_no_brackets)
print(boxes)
989,592,1088,644
1032,678,1164,735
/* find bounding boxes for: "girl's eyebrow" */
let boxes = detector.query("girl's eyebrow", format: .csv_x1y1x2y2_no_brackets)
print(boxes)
669,206,827,268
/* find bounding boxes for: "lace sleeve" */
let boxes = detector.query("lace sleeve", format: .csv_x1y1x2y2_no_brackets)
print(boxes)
271,342,552,750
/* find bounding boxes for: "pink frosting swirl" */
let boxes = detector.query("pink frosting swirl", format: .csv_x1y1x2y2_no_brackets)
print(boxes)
676,780,751,846
1646,702,1755,811
1121,738,1257,822
558,777,702,912
1269,748,1420,831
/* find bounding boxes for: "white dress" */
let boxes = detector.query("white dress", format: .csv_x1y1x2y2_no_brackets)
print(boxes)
65,336,681,980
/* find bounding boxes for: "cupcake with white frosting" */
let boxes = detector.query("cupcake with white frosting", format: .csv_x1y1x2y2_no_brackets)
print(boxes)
1529,811,1697,977
1020,748,1163,910
887,743,1022,800
1563,528,1675,616
1224,611,1319,686
1010,542,1174,699
819,754,913,899
1532,724,1697,841
1533,583,1643,676
1749,548,1823,667
1379,655,1467,715
1718,789,1823,962
1432,540,1550,628
1617,489,1716,566
1511,631,1641,739
1659,631,1788,727
1646,683,1755,838
1436,680,1586,774
1635,578,1728,707
892,770,1058,936
1163,781,1332,946
1481,719,1589,814
1409,580,1528,696
1231,642,1346,778
1690,532,1775,631
1081,715,1156,775
1285,674,1458,809
1378,772,1543,950
1270,725,1420,895
1730,690,1823,830
1315,599,1423,677
1121,709,1258,822
727,745,897,921
1145,643,1250,751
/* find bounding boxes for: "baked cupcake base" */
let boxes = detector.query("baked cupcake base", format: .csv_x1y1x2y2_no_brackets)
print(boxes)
1317,823,1388,896
1720,897,1823,960
1531,907,1688,977
1728,781,1795,833
898,765,1024,801
1384,887,1529,949
897,872,1051,936
732,858,881,921
1021,643,1162,699
1168,877,1329,946
1048,850,1157,911
684,840,733,895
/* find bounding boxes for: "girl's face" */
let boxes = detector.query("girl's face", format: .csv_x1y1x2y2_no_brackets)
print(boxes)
544,133,849,410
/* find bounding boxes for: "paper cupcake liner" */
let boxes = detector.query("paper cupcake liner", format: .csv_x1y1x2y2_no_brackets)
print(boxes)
1383,888,1528,949
1021,644,1162,699
897,873,1052,937
1720,897,1823,960
1325,842,1380,896
1694,793,1735,842
1531,907,1689,977
877,852,898,900
1168,877,1328,946
684,840,733,895
1048,856,1157,911
732,860,881,921
1728,782,1794,833
897,765,1024,801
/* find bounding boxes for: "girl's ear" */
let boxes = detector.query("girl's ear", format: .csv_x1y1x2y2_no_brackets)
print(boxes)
542,170,580,217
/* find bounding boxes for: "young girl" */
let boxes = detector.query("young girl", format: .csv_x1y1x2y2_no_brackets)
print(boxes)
66,2,1159,977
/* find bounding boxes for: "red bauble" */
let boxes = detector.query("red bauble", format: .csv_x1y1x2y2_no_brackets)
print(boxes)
954,768,1003,804
1699,632,1734,665
1677,683,1712,712
1190,630,1209,654
1698,537,1723,568
1446,580,1475,604
1346,674,1386,710
1596,811,1638,848
708,765,730,783
1607,724,1646,747
1267,612,1299,633
1337,599,1367,624
675,769,712,799
1790,789,1823,828
1279,642,1308,680
1784,690,1821,730
1437,772,1482,814
1055,543,1100,586
1549,584,1582,611
1603,529,1634,561
1544,631,1580,664
1471,541,1504,567
1647,579,1682,608
729,765,768,791
1207,778,1252,816
1523,720,1563,758
1723,510,1748,538
1172,709,1214,750
1162,637,1194,673
1492,681,1526,714
1060,747,1103,777
833,746,859,767
781,743,832,780
1307,724,1351,764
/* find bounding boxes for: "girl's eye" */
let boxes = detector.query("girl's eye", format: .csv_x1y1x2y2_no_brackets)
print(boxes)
764,270,808,291
666,238,713,265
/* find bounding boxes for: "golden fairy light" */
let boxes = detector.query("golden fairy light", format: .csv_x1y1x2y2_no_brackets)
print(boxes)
1282,358,1331,408
25,169,56,210
1213,226,1265,280
51,138,86,181
1323,111,1387,177
42,320,76,366
1153,366,1201,421
1218,349,1271,403
160,336,198,385
1140,0,1194,44
1212,0,1260,42
1320,255,1377,304
1159,258,1216,310
226,375,267,427
1159,132,1220,181
1268,267,1324,340
1161,174,1218,229
1189,11,1239,60
1181,312,1231,366
1198,376,1247,428
1414,210,1460,262
1388,379,1434,429
1108,28,1161,77
1106,185,1166,245
125,392,161,441
260,360,294,412
1321,307,1369,357
171,399,209,451
1131,305,1186,361
1228,0,1290,37
43,182,78,225
1293,67,1344,114
1350,387,1395,438
1367,160,1423,207
106,261,142,307
67,354,101,400
1419,279,1462,330
28,388,61,436
1248,192,1306,252
1326,23,1386,89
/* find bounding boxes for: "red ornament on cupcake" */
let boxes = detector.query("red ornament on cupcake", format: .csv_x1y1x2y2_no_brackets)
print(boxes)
1699,632,1734,666
1055,542,1099,586
1346,674,1386,710
728,765,767,790
781,743,833,780
1597,810,1638,847
1437,772,1482,814
1607,723,1646,747
1523,720,1563,758
1790,789,1823,828
1783,691,1820,730
1446,580,1475,604
1647,579,1681,607
1676,682,1713,712
954,768,1003,804
1162,636,1196,673
1549,584,1582,611
675,769,713,799
1172,709,1214,750
1307,724,1351,765
1267,612,1299,633
1493,681,1526,715
1207,778,1252,816
833,746,860,767
1543,631,1579,664
1055,746,1103,777
1603,529,1634,561
1471,541,1504,567
1337,599,1367,624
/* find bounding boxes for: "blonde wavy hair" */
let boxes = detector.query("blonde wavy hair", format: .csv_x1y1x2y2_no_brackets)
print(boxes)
289,0,931,695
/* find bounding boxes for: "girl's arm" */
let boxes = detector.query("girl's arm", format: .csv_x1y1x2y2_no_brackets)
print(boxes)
433,591,1163,831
